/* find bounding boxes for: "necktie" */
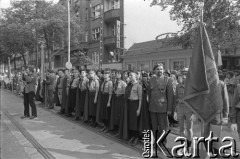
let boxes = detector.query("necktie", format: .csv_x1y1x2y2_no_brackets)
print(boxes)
88,78,93,89
114,80,119,91
126,82,133,98
103,80,107,92
79,78,83,89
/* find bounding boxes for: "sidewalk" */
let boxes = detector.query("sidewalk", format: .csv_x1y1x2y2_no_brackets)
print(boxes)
1,90,143,159
3,89,240,159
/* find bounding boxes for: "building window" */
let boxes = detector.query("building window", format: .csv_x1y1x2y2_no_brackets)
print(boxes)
92,4,101,19
85,31,88,42
92,52,99,64
126,63,135,71
137,61,150,71
85,8,88,21
92,28,100,40
112,24,116,36
111,0,120,9
152,60,166,70
173,61,184,71
108,49,120,63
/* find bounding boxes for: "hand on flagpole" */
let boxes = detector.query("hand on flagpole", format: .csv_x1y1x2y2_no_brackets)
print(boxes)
174,112,177,121
190,114,196,122
222,117,228,125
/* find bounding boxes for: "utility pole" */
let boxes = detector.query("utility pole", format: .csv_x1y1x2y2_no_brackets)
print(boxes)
99,1,104,70
66,0,72,69
35,1,39,72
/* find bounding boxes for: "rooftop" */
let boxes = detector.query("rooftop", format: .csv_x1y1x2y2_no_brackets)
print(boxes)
125,39,185,56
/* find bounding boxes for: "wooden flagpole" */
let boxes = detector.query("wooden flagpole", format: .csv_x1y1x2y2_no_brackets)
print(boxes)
199,2,206,157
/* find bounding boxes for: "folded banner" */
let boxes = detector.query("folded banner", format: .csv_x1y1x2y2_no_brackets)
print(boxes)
183,23,223,124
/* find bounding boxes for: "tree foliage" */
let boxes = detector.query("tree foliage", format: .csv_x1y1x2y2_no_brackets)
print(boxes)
0,0,83,69
151,0,240,53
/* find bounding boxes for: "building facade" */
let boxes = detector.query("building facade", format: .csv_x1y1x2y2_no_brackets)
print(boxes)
123,40,192,72
55,0,124,70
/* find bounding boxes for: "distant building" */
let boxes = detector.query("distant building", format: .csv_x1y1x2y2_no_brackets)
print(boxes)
54,0,124,70
123,38,240,72
123,39,192,72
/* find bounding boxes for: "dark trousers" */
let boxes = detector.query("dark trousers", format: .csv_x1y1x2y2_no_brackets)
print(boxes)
23,91,37,117
150,112,168,143
47,90,54,108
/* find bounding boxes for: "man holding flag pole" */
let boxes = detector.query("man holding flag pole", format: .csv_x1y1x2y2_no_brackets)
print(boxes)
183,2,229,158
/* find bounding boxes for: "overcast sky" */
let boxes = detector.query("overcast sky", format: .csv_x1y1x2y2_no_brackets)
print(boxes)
124,0,181,49
0,0,182,49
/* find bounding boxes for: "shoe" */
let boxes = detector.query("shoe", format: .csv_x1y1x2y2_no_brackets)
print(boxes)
73,117,80,121
82,120,88,123
92,122,97,127
21,116,29,119
100,126,106,132
114,133,119,137
128,137,135,144
66,114,72,117
29,116,37,119
132,138,139,146
103,128,109,133
57,111,64,115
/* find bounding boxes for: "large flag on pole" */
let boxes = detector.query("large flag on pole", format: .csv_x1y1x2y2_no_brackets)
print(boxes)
183,23,223,123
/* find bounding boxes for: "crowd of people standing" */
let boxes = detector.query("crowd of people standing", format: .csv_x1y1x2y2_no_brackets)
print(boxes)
1,64,240,157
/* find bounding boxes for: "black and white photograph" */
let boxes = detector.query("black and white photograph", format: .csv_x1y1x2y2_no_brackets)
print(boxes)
0,0,240,158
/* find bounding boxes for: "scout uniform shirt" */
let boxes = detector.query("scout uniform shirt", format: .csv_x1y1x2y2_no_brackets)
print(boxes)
148,75,174,113
176,83,186,107
114,80,127,95
88,77,99,92
71,77,79,89
101,78,113,94
129,82,142,100
79,77,89,91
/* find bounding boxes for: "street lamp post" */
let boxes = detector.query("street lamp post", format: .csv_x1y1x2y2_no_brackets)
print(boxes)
65,0,72,70
68,0,70,63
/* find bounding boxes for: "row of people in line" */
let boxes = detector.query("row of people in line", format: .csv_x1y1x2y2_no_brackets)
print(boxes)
28,64,240,157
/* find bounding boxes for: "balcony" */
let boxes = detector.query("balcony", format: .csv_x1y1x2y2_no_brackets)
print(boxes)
79,42,89,50
104,35,116,46
104,9,120,23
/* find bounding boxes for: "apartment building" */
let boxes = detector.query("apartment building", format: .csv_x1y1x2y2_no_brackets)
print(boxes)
54,0,124,70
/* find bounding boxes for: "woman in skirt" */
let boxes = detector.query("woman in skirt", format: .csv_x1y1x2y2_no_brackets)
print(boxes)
100,69,113,132
119,72,142,146
74,70,88,121
87,70,99,125
110,71,127,136
67,69,79,117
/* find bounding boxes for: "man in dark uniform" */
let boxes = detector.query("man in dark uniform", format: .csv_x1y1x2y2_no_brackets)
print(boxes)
21,66,37,119
148,63,174,145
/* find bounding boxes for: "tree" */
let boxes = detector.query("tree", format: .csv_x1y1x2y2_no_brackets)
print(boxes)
0,0,83,69
151,0,240,53
0,17,35,68
0,1,37,68
32,1,83,69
